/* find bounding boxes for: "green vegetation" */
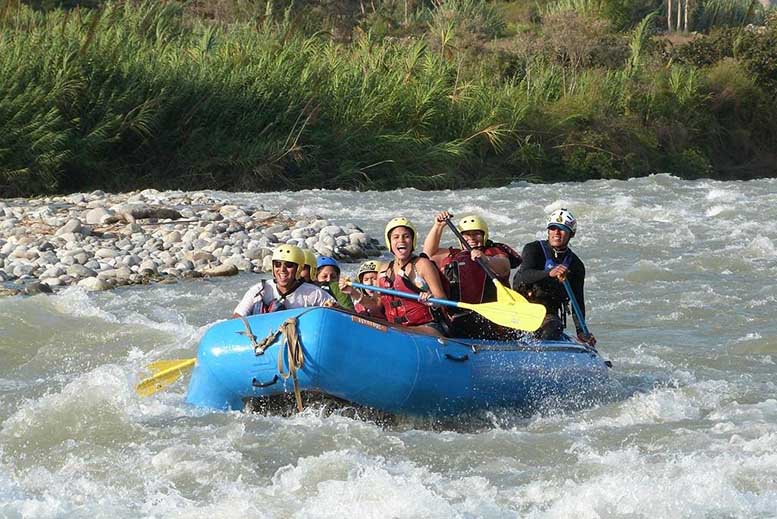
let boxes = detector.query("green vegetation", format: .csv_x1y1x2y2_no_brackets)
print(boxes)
1,0,776,197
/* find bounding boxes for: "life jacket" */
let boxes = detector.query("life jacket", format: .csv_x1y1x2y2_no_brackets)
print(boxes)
540,240,571,272
441,242,520,304
354,301,371,316
527,240,573,319
250,279,301,315
378,258,435,326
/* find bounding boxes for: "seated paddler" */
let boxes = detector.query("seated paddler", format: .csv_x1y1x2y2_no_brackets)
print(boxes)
314,255,354,310
423,211,521,338
350,260,384,318
299,248,318,283
341,217,447,336
232,244,335,317
512,208,596,346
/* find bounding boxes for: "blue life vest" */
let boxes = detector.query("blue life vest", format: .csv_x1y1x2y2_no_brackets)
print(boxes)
539,240,572,272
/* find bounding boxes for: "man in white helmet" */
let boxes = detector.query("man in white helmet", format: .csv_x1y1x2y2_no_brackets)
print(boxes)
232,244,334,317
512,209,596,346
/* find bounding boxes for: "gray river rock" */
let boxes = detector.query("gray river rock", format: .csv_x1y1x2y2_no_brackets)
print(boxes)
0,189,382,293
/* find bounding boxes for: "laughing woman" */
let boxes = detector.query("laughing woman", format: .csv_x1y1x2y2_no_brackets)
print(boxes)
343,217,448,336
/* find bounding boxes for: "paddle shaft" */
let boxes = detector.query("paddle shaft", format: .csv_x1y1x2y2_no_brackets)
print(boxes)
562,278,591,338
349,281,463,310
443,218,499,281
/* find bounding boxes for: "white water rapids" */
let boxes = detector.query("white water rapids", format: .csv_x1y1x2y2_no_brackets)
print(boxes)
1,175,776,517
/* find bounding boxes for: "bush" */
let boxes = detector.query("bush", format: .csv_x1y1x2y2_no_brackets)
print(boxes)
736,20,777,94
428,0,507,48
538,10,629,69
671,27,738,67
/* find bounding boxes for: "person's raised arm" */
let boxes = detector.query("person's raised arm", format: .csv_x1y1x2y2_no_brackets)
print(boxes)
423,210,453,265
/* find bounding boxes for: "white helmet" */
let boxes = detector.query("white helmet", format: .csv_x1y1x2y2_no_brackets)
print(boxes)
546,209,577,236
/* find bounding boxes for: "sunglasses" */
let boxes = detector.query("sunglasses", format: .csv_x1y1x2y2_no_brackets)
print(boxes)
272,261,298,269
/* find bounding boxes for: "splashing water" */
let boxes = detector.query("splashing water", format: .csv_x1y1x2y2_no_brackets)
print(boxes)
1,175,776,517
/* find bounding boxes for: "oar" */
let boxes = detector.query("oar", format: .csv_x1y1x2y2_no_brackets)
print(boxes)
442,218,540,313
561,278,592,342
348,281,544,332
135,358,196,397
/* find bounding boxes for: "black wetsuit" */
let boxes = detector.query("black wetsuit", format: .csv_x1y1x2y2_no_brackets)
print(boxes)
511,240,586,340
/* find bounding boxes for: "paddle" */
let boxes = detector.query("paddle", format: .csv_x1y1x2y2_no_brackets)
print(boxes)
442,217,544,317
561,278,593,344
135,358,195,397
348,280,544,332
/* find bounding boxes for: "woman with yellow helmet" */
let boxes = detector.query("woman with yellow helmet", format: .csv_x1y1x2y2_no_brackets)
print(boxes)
341,217,447,335
232,244,335,317
299,249,318,282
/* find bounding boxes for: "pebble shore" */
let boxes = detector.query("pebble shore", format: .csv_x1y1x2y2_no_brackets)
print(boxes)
0,190,382,296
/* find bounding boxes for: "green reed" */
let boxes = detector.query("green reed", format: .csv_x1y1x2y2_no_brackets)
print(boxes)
0,1,775,196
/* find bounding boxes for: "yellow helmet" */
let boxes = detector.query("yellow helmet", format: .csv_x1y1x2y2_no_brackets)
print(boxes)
302,249,317,279
357,260,380,281
457,214,489,243
271,244,305,278
384,217,417,250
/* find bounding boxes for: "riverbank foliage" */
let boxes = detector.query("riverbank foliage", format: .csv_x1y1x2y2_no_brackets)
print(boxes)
1,0,776,196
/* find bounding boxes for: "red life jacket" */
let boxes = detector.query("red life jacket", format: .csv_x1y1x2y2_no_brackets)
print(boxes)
378,259,435,326
354,296,380,317
440,243,518,303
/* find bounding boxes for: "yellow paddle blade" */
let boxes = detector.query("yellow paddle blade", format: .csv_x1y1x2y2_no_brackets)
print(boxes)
458,281,546,332
146,359,192,374
135,358,196,397
493,280,532,306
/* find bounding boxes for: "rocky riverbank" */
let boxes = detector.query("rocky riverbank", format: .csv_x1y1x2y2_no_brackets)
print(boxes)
0,190,383,296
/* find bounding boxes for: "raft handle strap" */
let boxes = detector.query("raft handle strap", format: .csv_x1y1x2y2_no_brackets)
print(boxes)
444,352,469,362
252,375,279,388
276,316,305,412
238,316,264,354
254,328,282,356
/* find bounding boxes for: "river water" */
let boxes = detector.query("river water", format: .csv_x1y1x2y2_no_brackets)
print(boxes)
1,175,776,518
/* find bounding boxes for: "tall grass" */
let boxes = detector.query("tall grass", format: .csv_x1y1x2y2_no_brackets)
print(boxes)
694,0,764,32
1,1,518,194
0,0,775,196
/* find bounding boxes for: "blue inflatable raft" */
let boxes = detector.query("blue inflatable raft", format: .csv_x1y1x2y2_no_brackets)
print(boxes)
185,307,609,416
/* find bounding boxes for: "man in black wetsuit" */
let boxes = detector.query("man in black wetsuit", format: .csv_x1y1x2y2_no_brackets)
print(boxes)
512,209,596,346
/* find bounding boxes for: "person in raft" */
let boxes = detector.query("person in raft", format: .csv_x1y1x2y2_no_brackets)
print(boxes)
299,249,318,283
232,244,334,317
314,256,354,310
340,217,448,336
351,260,384,318
512,208,596,346
423,211,522,338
